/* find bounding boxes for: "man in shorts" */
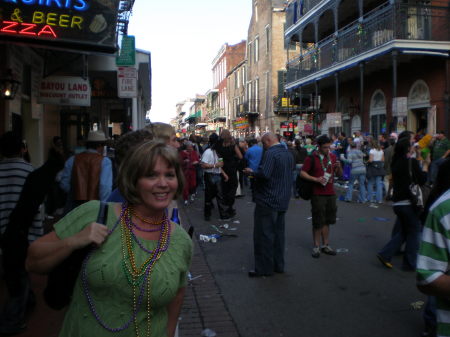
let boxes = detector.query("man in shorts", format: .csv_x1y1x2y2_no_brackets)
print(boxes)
300,135,342,258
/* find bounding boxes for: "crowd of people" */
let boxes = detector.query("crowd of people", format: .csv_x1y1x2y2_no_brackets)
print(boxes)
0,123,449,337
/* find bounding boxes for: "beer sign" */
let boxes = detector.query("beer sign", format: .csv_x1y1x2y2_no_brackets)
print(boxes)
0,0,120,53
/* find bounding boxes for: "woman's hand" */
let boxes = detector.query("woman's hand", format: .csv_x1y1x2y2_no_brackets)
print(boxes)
69,222,109,249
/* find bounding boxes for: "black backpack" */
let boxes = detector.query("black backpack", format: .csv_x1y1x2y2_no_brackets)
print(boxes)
296,153,316,200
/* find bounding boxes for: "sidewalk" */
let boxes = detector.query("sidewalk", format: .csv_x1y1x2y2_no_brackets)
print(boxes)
178,207,240,337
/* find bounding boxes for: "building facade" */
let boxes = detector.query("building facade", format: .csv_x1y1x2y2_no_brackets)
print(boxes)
284,0,450,137
0,1,151,167
210,41,247,134
246,0,290,135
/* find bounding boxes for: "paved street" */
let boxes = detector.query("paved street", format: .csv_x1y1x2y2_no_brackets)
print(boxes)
0,190,426,337
181,188,426,337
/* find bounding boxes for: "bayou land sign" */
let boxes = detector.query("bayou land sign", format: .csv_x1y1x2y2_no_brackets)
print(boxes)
0,0,120,53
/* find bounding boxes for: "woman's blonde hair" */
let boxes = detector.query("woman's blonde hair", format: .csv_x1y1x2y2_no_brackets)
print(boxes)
145,122,175,142
118,140,184,205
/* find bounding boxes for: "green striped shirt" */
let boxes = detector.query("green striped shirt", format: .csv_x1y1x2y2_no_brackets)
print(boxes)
417,189,450,337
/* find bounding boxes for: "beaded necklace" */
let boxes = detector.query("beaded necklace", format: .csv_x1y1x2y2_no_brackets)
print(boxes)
81,203,172,336
131,207,165,226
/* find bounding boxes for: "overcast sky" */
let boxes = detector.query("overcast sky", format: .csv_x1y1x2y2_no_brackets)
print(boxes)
127,0,252,123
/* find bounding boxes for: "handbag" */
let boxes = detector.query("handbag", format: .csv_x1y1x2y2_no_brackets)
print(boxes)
367,161,386,178
408,159,430,211
43,201,108,310
296,153,316,200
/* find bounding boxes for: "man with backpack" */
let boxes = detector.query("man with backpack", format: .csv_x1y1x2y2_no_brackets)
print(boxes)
300,135,342,258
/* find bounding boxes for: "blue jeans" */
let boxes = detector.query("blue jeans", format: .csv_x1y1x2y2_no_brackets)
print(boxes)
292,170,299,197
367,175,383,203
345,173,367,202
253,204,286,274
378,205,421,269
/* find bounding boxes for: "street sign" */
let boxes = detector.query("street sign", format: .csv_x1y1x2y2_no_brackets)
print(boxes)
117,67,137,98
116,36,136,66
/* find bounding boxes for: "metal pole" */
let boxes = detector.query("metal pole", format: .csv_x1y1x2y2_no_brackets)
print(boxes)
445,58,449,137
359,62,365,132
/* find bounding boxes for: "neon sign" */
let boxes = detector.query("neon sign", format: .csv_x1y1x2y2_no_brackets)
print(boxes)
1,0,89,12
0,0,119,53
1,20,57,37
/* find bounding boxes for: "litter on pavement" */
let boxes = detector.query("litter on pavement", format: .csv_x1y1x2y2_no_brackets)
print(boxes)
220,224,229,229
336,248,349,253
374,217,390,222
358,218,366,222
411,301,425,310
199,234,220,243
201,329,217,337
233,220,240,224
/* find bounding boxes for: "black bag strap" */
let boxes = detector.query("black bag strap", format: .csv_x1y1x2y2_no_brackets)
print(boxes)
97,201,108,225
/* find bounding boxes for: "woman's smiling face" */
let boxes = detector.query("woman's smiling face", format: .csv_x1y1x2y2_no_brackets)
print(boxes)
136,156,178,213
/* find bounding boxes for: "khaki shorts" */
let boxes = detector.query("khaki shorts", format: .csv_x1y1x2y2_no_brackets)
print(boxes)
311,195,337,229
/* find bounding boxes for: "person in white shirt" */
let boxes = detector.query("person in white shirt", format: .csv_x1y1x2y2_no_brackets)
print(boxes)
367,140,385,203
201,133,229,221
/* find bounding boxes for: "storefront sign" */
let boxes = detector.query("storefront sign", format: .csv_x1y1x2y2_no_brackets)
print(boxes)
38,76,91,106
326,112,342,127
117,66,137,98
233,117,249,130
0,0,120,53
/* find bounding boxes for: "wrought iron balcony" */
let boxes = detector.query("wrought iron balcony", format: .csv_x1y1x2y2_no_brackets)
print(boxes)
238,99,260,116
286,0,324,30
286,2,450,86
207,108,226,122
273,95,307,114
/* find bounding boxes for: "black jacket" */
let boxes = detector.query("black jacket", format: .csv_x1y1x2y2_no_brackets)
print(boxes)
392,157,426,202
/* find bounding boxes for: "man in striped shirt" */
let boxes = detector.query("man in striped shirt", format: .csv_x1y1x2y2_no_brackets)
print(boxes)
0,132,42,334
417,188,450,337
244,132,294,277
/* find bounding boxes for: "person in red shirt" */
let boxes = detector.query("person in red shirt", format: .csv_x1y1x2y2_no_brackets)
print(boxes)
300,135,342,258
180,141,200,204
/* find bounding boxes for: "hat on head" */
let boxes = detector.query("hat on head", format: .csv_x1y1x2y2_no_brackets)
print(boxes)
87,130,107,142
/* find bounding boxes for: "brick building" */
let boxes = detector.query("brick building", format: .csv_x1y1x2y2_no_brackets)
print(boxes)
245,0,290,135
284,0,450,137
209,41,246,134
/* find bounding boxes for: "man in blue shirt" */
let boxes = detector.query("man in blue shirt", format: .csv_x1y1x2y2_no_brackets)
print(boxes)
60,130,112,212
244,138,263,196
244,133,294,277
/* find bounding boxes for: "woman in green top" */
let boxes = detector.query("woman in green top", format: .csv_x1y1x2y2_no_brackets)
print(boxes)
27,141,193,337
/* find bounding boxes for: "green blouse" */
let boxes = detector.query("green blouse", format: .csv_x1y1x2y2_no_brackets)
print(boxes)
54,201,193,337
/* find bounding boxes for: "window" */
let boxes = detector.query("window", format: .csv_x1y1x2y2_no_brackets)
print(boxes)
255,78,259,112
242,66,246,87
235,71,239,89
255,1,258,22
265,26,270,55
248,42,252,65
254,36,259,63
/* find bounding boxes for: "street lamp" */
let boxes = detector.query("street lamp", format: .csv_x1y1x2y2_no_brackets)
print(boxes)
0,69,21,100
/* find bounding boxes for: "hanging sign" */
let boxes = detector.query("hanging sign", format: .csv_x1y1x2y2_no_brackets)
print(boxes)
326,112,342,127
0,0,120,53
117,66,137,98
38,76,91,106
116,35,136,66
392,97,408,117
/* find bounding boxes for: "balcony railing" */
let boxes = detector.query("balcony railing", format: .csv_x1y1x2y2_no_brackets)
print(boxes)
207,108,226,121
239,99,260,115
286,0,324,31
286,2,450,85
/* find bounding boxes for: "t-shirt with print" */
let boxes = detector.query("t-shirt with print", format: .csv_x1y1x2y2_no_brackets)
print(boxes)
301,152,337,196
